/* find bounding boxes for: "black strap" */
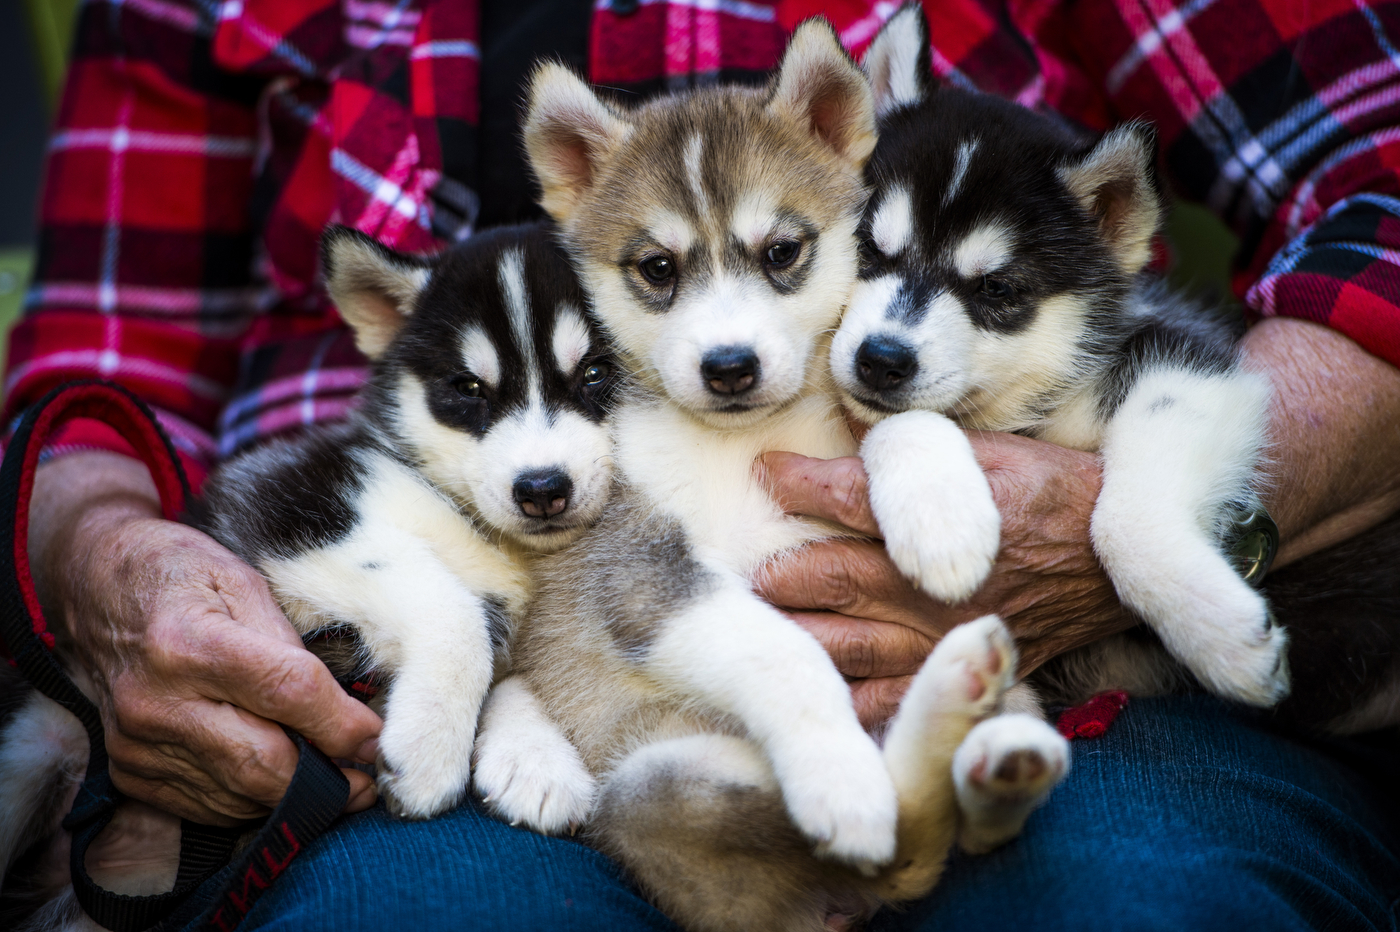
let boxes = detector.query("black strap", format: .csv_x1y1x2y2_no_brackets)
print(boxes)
0,381,348,932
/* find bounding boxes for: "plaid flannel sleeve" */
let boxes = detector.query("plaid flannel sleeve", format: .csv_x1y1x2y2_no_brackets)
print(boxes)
1063,0,1400,368
4,0,265,483
6,0,484,480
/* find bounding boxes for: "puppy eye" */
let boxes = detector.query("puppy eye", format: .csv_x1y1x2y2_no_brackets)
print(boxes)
455,377,483,398
979,276,1011,299
858,237,885,268
765,240,800,269
582,363,611,385
638,255,676,284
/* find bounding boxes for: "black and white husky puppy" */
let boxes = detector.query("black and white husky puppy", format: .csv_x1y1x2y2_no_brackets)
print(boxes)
470,23,1069,932
0,223,622,928
202,222,621,818
833,4,1285,709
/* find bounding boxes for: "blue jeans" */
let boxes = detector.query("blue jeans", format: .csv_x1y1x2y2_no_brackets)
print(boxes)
193,697,1400,931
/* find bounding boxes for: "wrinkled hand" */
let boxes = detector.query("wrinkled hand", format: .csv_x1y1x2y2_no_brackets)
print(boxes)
34,453,382,825
755,432,1133,730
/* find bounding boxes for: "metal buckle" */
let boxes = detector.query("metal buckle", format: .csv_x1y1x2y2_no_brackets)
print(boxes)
1224,505,1279,587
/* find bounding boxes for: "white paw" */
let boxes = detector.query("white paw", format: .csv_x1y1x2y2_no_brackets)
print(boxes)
883,616,1019,797
779,733,898,873
918,615,1018,718
1166,571,1289,708
862,411,1001,602
953,713,1069,854
954,716,1069,804
377,689,480,820
473,682,595,834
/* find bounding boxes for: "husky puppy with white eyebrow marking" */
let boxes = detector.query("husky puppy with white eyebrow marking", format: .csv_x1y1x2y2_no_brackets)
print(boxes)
199,223,622,820
0,222,625,929
834,4,1286,709
470,23,1069,932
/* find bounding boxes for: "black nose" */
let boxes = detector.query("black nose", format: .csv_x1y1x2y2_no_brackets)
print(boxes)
856,337,918,392
512,469,572,519
701,347,760,396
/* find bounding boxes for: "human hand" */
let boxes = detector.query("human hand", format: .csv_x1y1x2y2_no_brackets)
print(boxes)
754,432,1133,729
32,453,382,825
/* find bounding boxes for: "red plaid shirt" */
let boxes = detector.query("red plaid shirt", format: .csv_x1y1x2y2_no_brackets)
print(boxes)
10,0,1400,485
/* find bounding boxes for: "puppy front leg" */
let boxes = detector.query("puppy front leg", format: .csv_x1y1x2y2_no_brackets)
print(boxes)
862,409,1000,602
646,574,899,872
1093,366,1287,706
268,530,497,818
473,676,596,833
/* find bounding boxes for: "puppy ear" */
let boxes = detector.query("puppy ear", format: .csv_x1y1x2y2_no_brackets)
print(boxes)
322,225,433,359
863,3,932,118
523,63,632,223
1059,121,1162,274
768,18,878,168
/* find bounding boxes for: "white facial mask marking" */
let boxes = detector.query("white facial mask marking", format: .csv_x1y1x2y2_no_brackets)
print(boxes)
945,138,979,205
871,186,914,257
498,248,540,395
459,326,500,387
394,372,612,550
730,193,780,251
685,133,709,216
954,223,1013,278
647,208,696,256
552,306,593,375
832,275,976,418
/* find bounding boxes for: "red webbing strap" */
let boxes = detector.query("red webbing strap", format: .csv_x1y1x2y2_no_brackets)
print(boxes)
0,381,347,932
5,381,189,658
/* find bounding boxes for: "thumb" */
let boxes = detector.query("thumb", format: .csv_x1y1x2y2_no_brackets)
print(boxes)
756,451,880,536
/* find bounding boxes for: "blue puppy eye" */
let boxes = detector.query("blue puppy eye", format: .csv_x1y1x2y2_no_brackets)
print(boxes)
583,363,610,385
455,377,483,398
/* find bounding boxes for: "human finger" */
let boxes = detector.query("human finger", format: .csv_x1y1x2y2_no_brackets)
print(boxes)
756,452,880,536
108,684,301,808
342,768,377,813
849,676,913,733
788,611,935,680
155,617,382,763
756,538,966,636
106,721,274,824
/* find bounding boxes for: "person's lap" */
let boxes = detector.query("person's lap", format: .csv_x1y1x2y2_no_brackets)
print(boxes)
201,696,1400,932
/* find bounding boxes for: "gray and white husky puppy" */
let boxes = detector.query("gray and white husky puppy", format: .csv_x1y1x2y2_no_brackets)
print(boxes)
834,4,1285,708
471,22,1069,932
0,222,622,928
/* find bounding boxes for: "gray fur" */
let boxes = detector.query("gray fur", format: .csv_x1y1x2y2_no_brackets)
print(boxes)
580,493,720,657
513,485,734,775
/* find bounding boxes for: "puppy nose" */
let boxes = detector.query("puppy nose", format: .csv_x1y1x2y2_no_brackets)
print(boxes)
512,469,573,519
701,347,760,396
856,337,918,392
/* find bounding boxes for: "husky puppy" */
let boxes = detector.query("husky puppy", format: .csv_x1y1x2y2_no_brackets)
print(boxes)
471,23,1069,932
201,222,620,818
833,4,1286,709
0,222,621,926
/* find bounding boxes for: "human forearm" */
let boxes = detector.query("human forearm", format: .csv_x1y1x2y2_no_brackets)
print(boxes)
30,452,163,607
1244,317,1400,567
29,452,381,822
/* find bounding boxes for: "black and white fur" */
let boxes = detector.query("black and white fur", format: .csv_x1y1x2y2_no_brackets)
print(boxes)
471,23,1069,932
835,4,1286,709
0,222,622,928
202,222,621,818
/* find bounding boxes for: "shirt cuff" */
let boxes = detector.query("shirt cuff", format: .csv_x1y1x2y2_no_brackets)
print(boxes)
23,414,212,492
